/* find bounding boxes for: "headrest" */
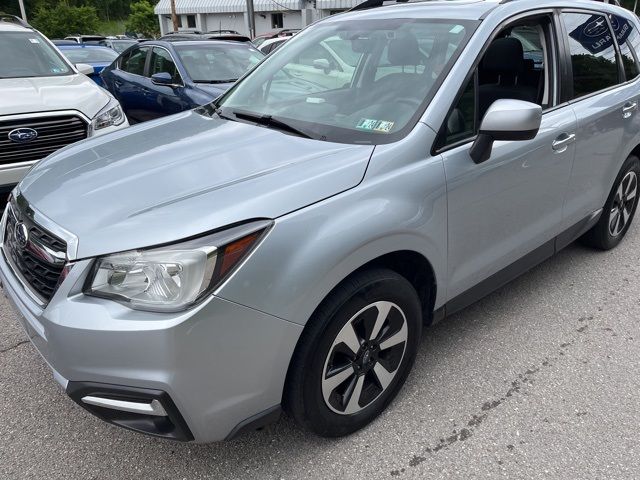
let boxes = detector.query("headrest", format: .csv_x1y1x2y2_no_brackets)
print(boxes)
388,33,422,66
482,37,524,73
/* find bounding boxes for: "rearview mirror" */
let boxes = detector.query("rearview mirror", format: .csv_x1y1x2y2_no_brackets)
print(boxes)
469,99,542,164
151,72,176,86
75,63,94,75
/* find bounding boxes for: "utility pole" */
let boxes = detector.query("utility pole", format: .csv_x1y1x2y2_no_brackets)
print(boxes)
170,0,179,32
246,0,256,39
17,0,27,21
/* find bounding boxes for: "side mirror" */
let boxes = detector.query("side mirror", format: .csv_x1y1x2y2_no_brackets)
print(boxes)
469,99,542,164
313,58,332,74
151,72,176,86
75,63,95,75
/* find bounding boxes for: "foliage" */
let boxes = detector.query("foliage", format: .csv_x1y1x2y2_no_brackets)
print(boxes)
125,0,158,38
31,4,100,38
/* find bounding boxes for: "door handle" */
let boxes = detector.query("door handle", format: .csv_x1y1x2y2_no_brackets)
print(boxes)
552,133,576,152
623,101,638,118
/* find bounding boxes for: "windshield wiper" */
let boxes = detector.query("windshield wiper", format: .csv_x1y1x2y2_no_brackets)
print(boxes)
195,79,238,84
231,111,313,139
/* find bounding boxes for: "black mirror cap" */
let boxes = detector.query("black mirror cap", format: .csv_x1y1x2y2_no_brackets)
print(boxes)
470,126,540,164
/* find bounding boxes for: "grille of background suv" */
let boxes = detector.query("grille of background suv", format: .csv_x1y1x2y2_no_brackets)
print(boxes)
0,115,88,165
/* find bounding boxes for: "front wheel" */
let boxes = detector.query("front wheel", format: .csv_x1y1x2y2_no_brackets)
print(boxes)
285,269,422,437
582,155,640,250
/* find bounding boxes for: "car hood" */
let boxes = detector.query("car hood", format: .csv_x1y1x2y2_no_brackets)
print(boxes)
0,74,110,118
19,110,374,259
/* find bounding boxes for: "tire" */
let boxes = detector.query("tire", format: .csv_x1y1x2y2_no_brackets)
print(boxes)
582,155,640,250
285,269,422,437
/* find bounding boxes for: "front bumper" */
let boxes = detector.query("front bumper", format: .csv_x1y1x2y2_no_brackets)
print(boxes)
0,250,302,442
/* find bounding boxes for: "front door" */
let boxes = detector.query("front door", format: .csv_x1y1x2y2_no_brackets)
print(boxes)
440,13,578,301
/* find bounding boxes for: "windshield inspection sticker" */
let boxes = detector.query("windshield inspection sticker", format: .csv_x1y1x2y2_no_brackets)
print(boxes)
29,38,40,43
356,118,395,133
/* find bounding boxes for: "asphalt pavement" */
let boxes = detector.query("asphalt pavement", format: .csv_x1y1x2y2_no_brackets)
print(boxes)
1,222,639,480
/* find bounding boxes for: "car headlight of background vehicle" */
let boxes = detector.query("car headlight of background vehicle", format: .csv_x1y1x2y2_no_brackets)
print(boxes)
91,98,126,132
84,220,272,312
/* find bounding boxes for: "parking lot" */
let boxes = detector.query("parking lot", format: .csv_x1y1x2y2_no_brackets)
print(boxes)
0,221,638,480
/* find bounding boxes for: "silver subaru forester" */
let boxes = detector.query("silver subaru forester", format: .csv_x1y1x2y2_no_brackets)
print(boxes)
1,0,639,442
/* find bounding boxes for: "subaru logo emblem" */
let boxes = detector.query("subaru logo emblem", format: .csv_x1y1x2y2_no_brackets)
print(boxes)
14,222,29,249
8,128,38,144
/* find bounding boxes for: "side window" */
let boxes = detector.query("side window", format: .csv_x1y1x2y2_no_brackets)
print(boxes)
441,75,476,147
120,46,149,76
149,47,180,83
439,16,553,150
561,13,620,99
610,14,640,81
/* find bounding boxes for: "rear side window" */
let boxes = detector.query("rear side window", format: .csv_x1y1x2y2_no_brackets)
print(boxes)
120,46,149,76
561,12,620,99
610,14,640,81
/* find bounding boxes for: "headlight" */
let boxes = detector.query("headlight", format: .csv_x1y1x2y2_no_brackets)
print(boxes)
91,98,126,132
84,220,272,312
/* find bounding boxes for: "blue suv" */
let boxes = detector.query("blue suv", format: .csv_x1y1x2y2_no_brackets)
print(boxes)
101,40,263,123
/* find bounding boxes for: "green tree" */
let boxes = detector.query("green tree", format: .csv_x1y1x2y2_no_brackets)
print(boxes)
31,4,100,38
125,0,158,38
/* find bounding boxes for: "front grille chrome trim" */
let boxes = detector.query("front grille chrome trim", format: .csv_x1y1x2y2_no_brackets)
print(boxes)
14,189,79,260
2,198,71,305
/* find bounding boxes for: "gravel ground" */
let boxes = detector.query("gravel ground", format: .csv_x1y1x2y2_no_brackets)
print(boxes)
1,222,639,480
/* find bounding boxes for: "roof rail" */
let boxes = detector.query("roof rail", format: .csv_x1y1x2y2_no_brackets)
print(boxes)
0,14,31,28
349,0,420,12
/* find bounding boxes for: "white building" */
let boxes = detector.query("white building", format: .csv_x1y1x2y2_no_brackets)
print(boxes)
153,0,362,37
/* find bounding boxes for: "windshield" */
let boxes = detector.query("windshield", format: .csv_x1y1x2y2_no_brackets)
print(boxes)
112,40,138,53
0,31,72,78
62,47,119,63
215,18,476,144
175,44,264,83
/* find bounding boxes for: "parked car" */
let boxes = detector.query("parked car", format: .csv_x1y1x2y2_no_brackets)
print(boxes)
64,34,107,44
258,36,289,55
159,31,251,42
252,28,299,48
96,38,139,53
101,40,263,123
51,39,78,46
57,44,119,87
0,15,128,197
3,0,640,444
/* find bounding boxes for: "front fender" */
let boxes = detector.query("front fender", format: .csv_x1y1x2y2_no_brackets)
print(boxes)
216,151,448,326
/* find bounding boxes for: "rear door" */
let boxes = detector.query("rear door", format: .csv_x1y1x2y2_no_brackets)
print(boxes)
559,10,640,228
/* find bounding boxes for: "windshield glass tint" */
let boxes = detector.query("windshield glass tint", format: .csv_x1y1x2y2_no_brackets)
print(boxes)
175,44,264,82
62,47,119,63
0,31,71,78
216,19,475,144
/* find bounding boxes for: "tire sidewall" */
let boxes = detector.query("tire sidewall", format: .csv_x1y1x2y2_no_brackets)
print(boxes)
299,272,422,437
601,155,640,249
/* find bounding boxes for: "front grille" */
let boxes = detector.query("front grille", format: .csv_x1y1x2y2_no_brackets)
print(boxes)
3,203,67,303
0,115,88,165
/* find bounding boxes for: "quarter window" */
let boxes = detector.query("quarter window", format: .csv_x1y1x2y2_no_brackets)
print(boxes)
120,47,149,76
149,47,181,83
610,14,640,81
561,13,620,99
